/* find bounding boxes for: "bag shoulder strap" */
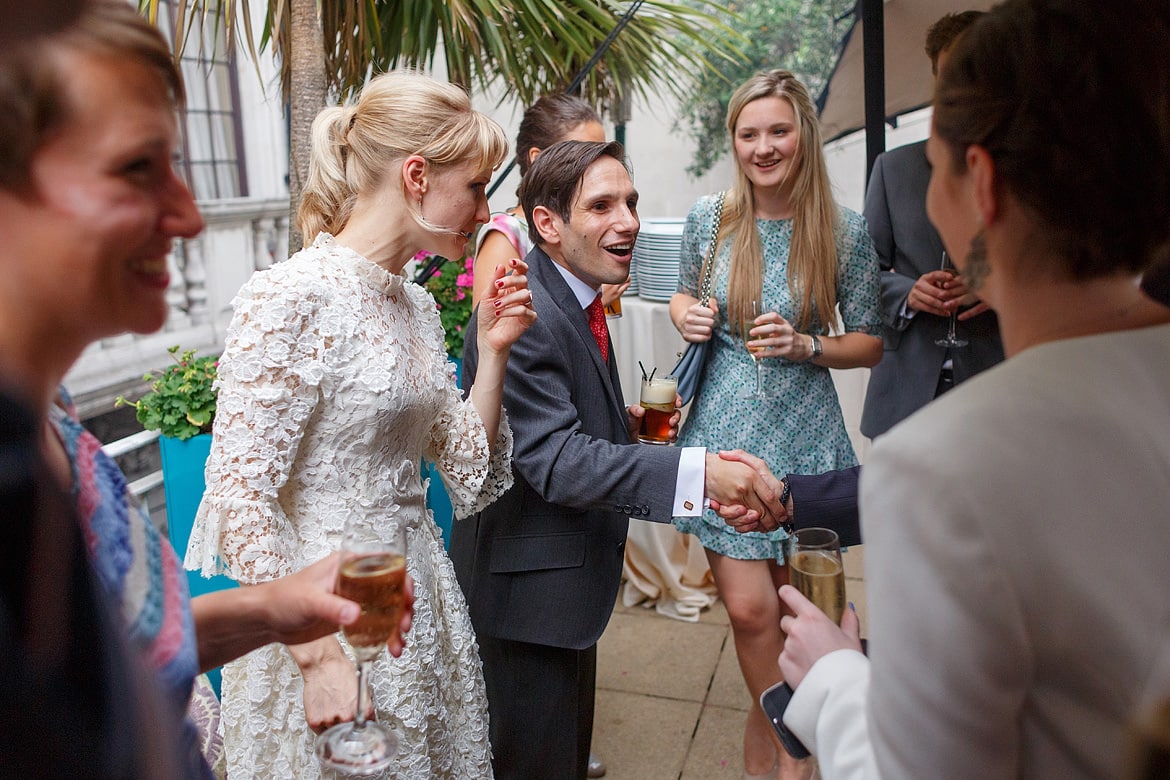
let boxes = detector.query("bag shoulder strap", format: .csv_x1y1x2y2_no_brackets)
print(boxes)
697,191,726,303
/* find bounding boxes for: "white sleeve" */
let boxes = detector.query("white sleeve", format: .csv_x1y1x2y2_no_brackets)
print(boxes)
860,433,1030,779
425,367,515,520
785,650,879,780
672,446,706,515
186,270,324,583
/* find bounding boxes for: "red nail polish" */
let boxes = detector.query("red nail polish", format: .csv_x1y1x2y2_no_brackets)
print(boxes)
495,279,504,288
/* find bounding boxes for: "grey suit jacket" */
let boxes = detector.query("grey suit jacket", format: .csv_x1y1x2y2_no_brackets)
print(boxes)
860,140,1004,439
451,247,682,651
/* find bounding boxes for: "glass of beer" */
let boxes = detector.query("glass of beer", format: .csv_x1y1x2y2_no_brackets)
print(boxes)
638,374,678,444
787,527,845,625
316,520,408,775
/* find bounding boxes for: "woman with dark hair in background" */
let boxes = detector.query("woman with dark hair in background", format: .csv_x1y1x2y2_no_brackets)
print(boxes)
472,94,627,319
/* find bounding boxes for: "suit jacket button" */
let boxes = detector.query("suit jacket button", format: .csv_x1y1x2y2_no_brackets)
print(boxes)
641,504,650,515
623,504,632,514
613,505,622,512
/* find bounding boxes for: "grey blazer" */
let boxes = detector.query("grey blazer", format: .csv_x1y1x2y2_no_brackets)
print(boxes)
451,247,682,651
860,141,1004,439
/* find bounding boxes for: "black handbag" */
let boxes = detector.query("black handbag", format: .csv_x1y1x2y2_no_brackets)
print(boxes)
671,191,726,405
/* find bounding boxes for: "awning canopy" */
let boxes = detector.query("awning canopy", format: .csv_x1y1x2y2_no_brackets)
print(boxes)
816,0,995,143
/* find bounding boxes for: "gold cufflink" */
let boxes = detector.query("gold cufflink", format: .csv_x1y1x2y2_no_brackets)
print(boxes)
683,500,694,511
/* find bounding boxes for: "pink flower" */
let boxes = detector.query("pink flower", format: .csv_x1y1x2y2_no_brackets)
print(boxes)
455,290,466,301
456,272,473,288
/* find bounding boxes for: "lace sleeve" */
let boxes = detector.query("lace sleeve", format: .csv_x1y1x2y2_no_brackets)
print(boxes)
185,268,327,584
423,363,514,520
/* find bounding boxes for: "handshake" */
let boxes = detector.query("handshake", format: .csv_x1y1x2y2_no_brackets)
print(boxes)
705,449,789,534
626,402,788,533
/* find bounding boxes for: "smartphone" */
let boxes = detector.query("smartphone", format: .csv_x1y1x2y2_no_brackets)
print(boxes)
759,681,811,759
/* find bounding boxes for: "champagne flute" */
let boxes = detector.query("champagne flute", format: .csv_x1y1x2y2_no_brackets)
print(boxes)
740,299,768,400
315,519,408,775
787,527,845,624
935,251,968,348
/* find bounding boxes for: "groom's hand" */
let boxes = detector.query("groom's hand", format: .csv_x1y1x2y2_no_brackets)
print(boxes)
712,449,789,534
703,453,783,532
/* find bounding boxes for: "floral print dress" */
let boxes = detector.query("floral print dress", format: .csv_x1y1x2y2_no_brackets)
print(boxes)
673,195,881,562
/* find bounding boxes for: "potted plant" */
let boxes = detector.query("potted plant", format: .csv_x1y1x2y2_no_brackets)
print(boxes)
419,253,475,548
420,251,475,360
117,345,218,440
116,346,236,598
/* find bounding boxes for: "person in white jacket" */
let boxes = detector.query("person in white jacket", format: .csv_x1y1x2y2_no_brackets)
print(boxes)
774,1,1170,778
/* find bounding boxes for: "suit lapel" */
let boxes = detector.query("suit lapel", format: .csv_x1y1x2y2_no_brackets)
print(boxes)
913,144,947,265
530,249,627,421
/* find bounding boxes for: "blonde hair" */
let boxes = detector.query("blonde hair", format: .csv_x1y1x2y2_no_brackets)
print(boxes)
298,70,508,239
722,69,840,335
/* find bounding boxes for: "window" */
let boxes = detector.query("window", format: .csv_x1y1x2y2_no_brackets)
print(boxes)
156,1,248,199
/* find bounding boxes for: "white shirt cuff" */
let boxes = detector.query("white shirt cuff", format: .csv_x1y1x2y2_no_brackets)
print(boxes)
673,447,707,515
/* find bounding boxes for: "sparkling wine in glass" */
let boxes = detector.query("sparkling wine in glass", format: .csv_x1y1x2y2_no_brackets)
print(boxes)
741,299,768,400
935,251,968,348
315,521,407,775
787,527,846,624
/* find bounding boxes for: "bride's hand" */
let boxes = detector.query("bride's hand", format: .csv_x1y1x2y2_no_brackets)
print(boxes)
477,258,537,356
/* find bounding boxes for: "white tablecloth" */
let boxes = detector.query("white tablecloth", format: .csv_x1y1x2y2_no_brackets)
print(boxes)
608,296,718,621
607,295,871,622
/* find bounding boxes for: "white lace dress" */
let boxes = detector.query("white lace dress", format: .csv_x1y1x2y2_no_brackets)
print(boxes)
186,233,511,779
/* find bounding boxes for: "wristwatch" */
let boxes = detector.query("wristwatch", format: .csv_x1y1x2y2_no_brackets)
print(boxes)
808,334,823,360
779,478,795,535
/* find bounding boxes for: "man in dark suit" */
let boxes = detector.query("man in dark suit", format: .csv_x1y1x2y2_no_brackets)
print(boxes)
453,140,786,780
860,11,1004,439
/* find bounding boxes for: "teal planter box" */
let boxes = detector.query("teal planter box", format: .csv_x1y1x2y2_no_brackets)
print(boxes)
159,432,235,695
423,357,461,549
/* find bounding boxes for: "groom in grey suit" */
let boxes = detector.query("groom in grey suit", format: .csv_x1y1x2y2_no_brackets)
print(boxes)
452,140,785,780
860,11,1004,439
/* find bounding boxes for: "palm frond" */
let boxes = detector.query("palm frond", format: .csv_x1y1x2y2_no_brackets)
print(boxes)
145,0,745,112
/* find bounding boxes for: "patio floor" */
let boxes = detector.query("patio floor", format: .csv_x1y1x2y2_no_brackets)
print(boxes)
590,546,867,779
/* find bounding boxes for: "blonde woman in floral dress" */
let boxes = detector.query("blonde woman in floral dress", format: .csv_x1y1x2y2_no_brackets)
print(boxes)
669,70,881,779
187,71,536,779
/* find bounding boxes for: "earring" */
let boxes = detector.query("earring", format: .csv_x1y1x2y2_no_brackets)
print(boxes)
965,230,990,290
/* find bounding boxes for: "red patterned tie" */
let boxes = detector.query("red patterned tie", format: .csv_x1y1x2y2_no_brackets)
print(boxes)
586,294,609,362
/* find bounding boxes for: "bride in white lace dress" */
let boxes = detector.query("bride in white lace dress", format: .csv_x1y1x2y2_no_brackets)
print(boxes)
186,71,535,779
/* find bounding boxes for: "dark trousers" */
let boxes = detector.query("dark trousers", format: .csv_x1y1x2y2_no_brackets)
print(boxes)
478,635,597,780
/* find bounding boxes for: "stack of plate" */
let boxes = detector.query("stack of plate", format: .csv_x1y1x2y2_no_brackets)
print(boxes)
633,218,687,302
624,251,639,296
